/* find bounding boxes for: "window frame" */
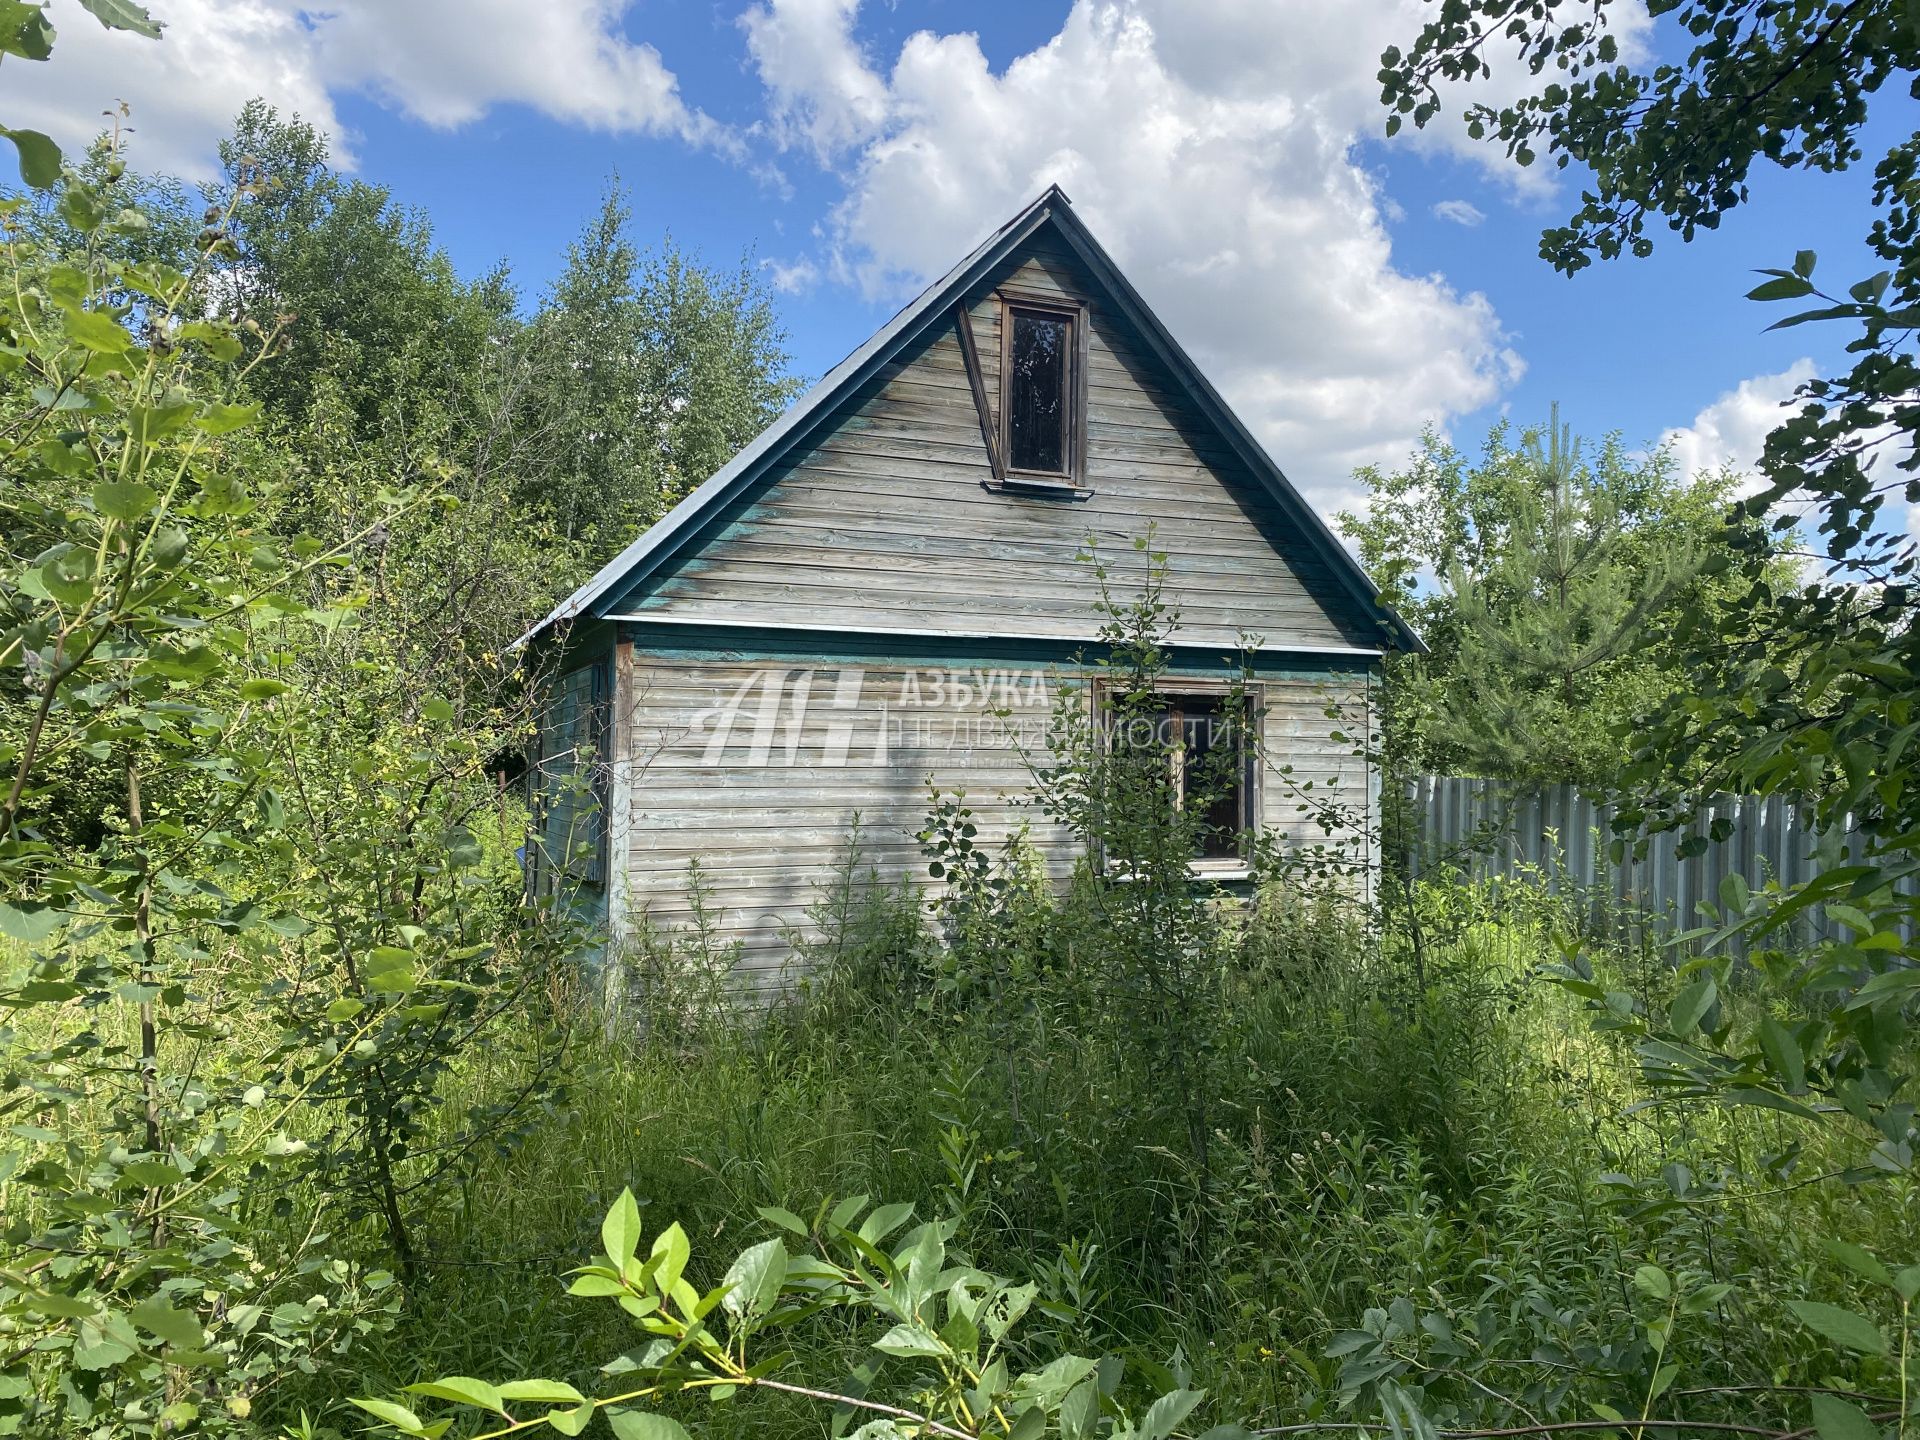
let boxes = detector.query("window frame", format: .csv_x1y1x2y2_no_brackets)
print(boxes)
997,288,1088,487
1095,679,1262,880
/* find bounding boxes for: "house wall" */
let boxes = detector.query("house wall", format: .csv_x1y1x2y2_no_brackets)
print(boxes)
612,231,1389,653
529,643,614,929
613,642,1375,994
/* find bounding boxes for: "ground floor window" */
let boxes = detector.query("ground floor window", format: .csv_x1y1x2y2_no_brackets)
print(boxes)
1104,684,1258,868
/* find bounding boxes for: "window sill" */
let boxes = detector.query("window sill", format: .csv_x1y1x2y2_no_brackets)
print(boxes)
1190,864,1253,883
982,475,1093,500
1103,863,1253,884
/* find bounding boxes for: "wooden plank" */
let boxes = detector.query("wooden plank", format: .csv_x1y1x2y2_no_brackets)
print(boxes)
952,303,1004,481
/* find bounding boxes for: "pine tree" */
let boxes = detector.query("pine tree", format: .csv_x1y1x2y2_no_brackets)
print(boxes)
1343,407,1786,785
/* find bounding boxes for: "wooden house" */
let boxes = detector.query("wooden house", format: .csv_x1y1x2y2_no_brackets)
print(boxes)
521,186,1416,991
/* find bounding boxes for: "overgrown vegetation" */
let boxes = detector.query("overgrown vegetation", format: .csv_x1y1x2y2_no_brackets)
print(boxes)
5,3,1920,1440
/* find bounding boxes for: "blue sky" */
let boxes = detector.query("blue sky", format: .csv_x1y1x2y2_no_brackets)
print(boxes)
12,0,1897,521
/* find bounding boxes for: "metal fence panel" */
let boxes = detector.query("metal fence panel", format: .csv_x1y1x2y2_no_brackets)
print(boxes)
1404,776,1911,956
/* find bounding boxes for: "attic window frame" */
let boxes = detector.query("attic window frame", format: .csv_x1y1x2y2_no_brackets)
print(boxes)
997,287,1088,489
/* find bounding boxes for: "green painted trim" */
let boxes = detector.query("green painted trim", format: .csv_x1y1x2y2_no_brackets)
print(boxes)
618,620,1375,679
526,617,618,678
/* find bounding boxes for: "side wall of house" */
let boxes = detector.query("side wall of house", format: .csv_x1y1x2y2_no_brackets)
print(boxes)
528,633,617,930
613,642,1375,994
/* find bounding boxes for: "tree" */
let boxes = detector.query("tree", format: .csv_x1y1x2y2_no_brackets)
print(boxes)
211,103,513,441
1340,410,1778,785
513,185,802,580
1378,1,1919,792
1378,18,1920,1439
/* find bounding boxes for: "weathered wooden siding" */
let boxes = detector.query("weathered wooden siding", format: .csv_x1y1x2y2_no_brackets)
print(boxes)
615,648,1374,991
616,232,1384,653
529,650,613,925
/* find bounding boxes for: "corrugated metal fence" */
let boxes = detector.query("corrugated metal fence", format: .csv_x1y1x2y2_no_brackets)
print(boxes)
1405,775,1910,952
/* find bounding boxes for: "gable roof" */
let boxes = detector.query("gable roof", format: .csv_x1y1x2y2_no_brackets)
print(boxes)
519,185,1419,653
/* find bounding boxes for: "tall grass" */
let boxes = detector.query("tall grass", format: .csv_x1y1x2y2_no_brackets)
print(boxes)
289,862,1920,1436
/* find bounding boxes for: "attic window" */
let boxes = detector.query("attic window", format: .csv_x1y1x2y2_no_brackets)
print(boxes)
997,292,1086,485
1008,310,1068,471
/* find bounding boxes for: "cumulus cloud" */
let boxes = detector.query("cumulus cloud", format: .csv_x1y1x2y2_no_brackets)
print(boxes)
741,0,1542,510
1432,199,1485,226
5,0,718,180
762,255,821,293
1659,359,1817,484
739,0,888,161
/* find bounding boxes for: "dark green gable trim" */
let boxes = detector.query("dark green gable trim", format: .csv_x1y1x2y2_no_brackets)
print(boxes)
619,620,1377,680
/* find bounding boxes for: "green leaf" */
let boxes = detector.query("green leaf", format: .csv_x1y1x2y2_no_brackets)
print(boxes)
76,0,162,36
1787,1300,1888,1355
175,320,241,360
1632,1264,1671,1300
1140,1389,1206,1440
1758,1017,1805,1092
0,127,59,188
1824,1239,1893,1290
498,1381,587,1405
348,1398,427,1435
0,3,55,60
649,1221,689,1296
129,401,192,444
0,901,64,942
874,1323,948,1359
721,1238,786,1323
1810,1394,1882,1440
405,1377,504,1413
567,1272,627,1297
1667,975,1716,1036
24,1292,99,1319
607,1412,693,1440
121,1160,184,1187
1013,1355,1098,1409
603,1189,643,1270
757,1205,808,1236
129,1296,203,1349
1060,1379,1101,1440
194,401,258,436
60,306,132,353
858,1201,915,1246
545,1400,596,1436
92,479,157,521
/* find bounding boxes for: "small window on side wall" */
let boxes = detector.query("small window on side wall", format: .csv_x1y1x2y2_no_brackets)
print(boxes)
999,294,1086,483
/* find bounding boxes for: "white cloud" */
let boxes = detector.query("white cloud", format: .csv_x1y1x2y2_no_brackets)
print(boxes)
742,0,1537,510
762,255,820,293
1432,198,1485,226
7,1,344,178
739,0,888,161
5,0,719,180
1659,359,1817,485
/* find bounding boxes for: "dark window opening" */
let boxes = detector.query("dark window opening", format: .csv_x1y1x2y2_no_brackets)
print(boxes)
1177,696,1246,861
1104,689,1254,865
1007,307,1070,473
